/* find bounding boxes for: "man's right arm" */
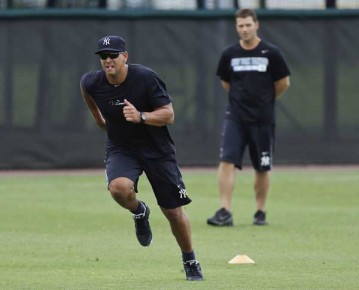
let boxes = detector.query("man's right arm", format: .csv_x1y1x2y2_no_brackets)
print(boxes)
80,84,107,130
221,80,230,92
274,76,290,100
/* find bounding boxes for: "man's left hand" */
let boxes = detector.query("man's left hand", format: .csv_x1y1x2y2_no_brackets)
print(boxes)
123,99,141,123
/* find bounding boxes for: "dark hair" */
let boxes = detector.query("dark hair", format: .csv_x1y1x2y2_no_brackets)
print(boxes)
235,9,258,22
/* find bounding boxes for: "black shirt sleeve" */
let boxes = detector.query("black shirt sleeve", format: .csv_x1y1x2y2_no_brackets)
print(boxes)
80,71,97,94
145,70,172,108
216,49,231,82
270,48,291,82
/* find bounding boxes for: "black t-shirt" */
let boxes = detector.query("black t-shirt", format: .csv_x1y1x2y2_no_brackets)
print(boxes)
217,40,290,124
80,64,175,158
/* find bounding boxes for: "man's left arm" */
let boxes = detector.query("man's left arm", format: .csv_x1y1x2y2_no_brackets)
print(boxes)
123,99,174,127
274,76,290,100
142,103,174,126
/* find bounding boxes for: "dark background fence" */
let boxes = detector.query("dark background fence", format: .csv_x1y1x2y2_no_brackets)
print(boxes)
1,0,355,9
0,9,358,169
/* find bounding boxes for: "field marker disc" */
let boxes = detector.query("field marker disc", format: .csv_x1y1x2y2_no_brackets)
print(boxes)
228,255,255,264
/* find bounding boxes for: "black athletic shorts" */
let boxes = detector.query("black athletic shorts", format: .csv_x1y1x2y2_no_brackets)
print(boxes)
220,119,274,172
104,143,192,209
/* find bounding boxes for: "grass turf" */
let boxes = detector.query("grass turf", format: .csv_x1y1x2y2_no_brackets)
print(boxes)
0,167,358,289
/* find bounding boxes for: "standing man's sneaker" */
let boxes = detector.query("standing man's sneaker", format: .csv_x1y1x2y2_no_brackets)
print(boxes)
133,202,152,246
207,208,233,226
253,210,268,225
183,260,204,281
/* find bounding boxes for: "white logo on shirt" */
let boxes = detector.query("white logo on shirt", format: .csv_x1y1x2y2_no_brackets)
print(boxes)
108,99,125,106
231,57,268,72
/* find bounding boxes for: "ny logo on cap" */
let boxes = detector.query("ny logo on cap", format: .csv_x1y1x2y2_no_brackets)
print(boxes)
103,37,110,45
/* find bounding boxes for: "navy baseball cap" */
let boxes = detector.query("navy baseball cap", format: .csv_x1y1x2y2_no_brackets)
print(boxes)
95,35,126,54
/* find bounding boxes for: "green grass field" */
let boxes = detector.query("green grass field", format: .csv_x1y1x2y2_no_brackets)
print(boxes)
0,167,358,290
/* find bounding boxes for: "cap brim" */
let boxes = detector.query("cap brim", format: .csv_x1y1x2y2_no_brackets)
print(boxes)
94,48,123,54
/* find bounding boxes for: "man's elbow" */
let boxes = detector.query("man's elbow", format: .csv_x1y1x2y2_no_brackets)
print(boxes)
156,110,174,126
167,112,175,125
283,81,290,95
285,78,291,90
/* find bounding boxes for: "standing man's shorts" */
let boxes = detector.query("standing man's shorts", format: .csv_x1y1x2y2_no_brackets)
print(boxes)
105,144,192,209
220,119,274,172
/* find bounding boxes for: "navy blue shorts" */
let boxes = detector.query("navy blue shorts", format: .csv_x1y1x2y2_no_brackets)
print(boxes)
220,119,274,172
104,144,191,209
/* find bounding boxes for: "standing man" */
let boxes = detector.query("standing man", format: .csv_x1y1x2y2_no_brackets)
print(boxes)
80,35,203,281
207,9,290,226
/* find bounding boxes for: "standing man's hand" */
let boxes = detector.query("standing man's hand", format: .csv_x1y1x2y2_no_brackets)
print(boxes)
123,99,141,123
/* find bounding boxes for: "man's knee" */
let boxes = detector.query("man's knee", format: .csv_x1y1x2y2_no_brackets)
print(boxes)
108,177,134,200
219,161,236,171
162,207,185,222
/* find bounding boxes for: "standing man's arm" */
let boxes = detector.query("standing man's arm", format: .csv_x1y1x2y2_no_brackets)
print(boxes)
221,80,231,93
80,85,107,130
274,76,290,100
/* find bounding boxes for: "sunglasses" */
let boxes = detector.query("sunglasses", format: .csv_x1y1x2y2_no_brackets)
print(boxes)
98,52,121,60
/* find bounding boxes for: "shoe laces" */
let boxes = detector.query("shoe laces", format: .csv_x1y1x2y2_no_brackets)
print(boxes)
133,207,147,220
184,260,198,266
254,210,265,219
184,260,202,276
133,212,145,220
216,208,231,217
